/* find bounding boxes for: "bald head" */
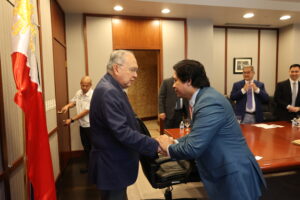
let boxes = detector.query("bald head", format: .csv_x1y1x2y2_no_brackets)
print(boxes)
80,76,92,94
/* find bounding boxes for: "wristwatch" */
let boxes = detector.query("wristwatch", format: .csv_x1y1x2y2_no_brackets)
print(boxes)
71,119,74,123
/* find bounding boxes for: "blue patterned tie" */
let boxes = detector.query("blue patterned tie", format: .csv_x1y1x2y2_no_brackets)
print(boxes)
246,88,253,109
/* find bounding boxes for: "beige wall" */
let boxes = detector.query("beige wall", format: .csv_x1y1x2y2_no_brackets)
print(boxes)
278,25,294,82
65,14,86,151
278,24,300,82
162,20,185,79
40,0,60,180
86,16,113,84
213,28,226,93
260,30,277,95
187,19,214,82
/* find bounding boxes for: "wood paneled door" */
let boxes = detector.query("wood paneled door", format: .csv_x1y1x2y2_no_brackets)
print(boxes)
128,50,159,119
53,39,71,170
51,0,71,170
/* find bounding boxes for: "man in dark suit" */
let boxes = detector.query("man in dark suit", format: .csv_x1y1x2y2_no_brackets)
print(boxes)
159,77,189,129
274,64,300,121
89,50,159,200
230,66,269,123
158,60,266,200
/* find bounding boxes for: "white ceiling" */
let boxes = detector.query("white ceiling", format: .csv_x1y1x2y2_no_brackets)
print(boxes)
57,0,300,28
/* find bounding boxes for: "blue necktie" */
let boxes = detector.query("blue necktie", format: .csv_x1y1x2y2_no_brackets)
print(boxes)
246,88,253,109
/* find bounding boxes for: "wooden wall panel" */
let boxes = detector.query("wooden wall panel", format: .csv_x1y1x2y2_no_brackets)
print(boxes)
112,18,161,49
51,0,65,45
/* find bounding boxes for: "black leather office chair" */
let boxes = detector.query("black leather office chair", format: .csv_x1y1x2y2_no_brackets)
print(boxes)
137,117,193,200
262,96,278,122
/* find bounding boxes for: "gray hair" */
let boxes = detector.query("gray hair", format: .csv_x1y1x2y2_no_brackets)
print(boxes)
243,65,254,72
107,50,133,72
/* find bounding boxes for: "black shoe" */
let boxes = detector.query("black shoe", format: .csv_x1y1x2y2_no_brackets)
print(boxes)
80,168,88,174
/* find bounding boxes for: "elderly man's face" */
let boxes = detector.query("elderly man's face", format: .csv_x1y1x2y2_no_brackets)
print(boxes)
243,67,255,81
115,53,138,88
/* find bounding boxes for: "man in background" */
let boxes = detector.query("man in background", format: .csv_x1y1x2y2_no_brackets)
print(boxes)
89,50,159,200
274,64,300,121
59,76,93,173
158,59,266,200
230,65,269,123
159,77,189,128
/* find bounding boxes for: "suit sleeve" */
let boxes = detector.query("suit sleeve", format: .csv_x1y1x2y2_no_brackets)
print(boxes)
230,82,244,101
169,98,225,159
274,83,289,109
101,89,159,157
256,83,269,103
158,80,167,113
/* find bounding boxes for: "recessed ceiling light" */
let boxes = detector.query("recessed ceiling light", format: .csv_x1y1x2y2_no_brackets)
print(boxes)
161,8,170,14
280,15,291,20
114,5,123,11
243,13,254,19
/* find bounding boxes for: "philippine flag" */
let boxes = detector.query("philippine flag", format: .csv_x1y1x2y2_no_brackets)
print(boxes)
11,0,56,199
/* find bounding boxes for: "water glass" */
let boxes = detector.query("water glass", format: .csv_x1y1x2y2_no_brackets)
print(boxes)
236,115,242,124
184,118,191,132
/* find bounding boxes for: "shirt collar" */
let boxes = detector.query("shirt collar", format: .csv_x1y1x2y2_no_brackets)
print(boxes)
189,89,200,108
245,79,254,84
289,78,298,84
81,88,92,96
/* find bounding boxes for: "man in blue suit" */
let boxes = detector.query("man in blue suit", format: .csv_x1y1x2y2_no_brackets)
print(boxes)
230,66,269,123
89,50,159,200
158,60,266,200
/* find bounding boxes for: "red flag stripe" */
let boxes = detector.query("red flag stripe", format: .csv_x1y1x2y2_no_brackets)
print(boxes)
12,52,56,199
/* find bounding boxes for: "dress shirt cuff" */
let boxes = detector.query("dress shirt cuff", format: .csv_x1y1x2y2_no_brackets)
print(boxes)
255,88,260,93
167,139,178,157
287,105,291,109
241,88,246,94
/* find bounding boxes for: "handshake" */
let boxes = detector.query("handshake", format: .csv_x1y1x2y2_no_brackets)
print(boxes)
155,134,176,156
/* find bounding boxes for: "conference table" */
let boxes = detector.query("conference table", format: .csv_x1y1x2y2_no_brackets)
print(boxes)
164,121,300,173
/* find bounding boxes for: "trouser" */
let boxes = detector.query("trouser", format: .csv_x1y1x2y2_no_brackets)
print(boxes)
79,126,91,160
99,188,127,200
242,113,256,124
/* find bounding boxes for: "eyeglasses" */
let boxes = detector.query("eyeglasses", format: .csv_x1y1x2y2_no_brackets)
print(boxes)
117,63,138,73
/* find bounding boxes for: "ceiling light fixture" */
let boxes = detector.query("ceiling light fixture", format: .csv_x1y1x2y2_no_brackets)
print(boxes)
114,5,123,11
280,15,291,20
161,8,170,14
243,13,254,19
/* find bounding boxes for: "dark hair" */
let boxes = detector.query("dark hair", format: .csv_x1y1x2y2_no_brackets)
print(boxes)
173,59,210,88
290,64,300,70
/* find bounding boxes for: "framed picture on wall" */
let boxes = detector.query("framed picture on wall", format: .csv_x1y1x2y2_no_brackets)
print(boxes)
233,57,252,74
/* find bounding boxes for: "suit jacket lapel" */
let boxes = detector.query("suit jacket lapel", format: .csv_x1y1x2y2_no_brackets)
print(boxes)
296,81,300,106
286,80,292,101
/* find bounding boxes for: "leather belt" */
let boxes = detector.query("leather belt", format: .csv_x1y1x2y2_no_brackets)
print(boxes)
245,112,255,115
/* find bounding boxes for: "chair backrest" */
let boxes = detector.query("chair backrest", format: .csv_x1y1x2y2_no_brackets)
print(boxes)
262,96,277,122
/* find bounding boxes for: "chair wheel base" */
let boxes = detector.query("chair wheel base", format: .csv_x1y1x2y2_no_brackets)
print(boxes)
164,188,172,200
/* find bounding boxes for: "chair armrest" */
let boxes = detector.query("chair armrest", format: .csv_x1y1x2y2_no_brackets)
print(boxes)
155,156,175,165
